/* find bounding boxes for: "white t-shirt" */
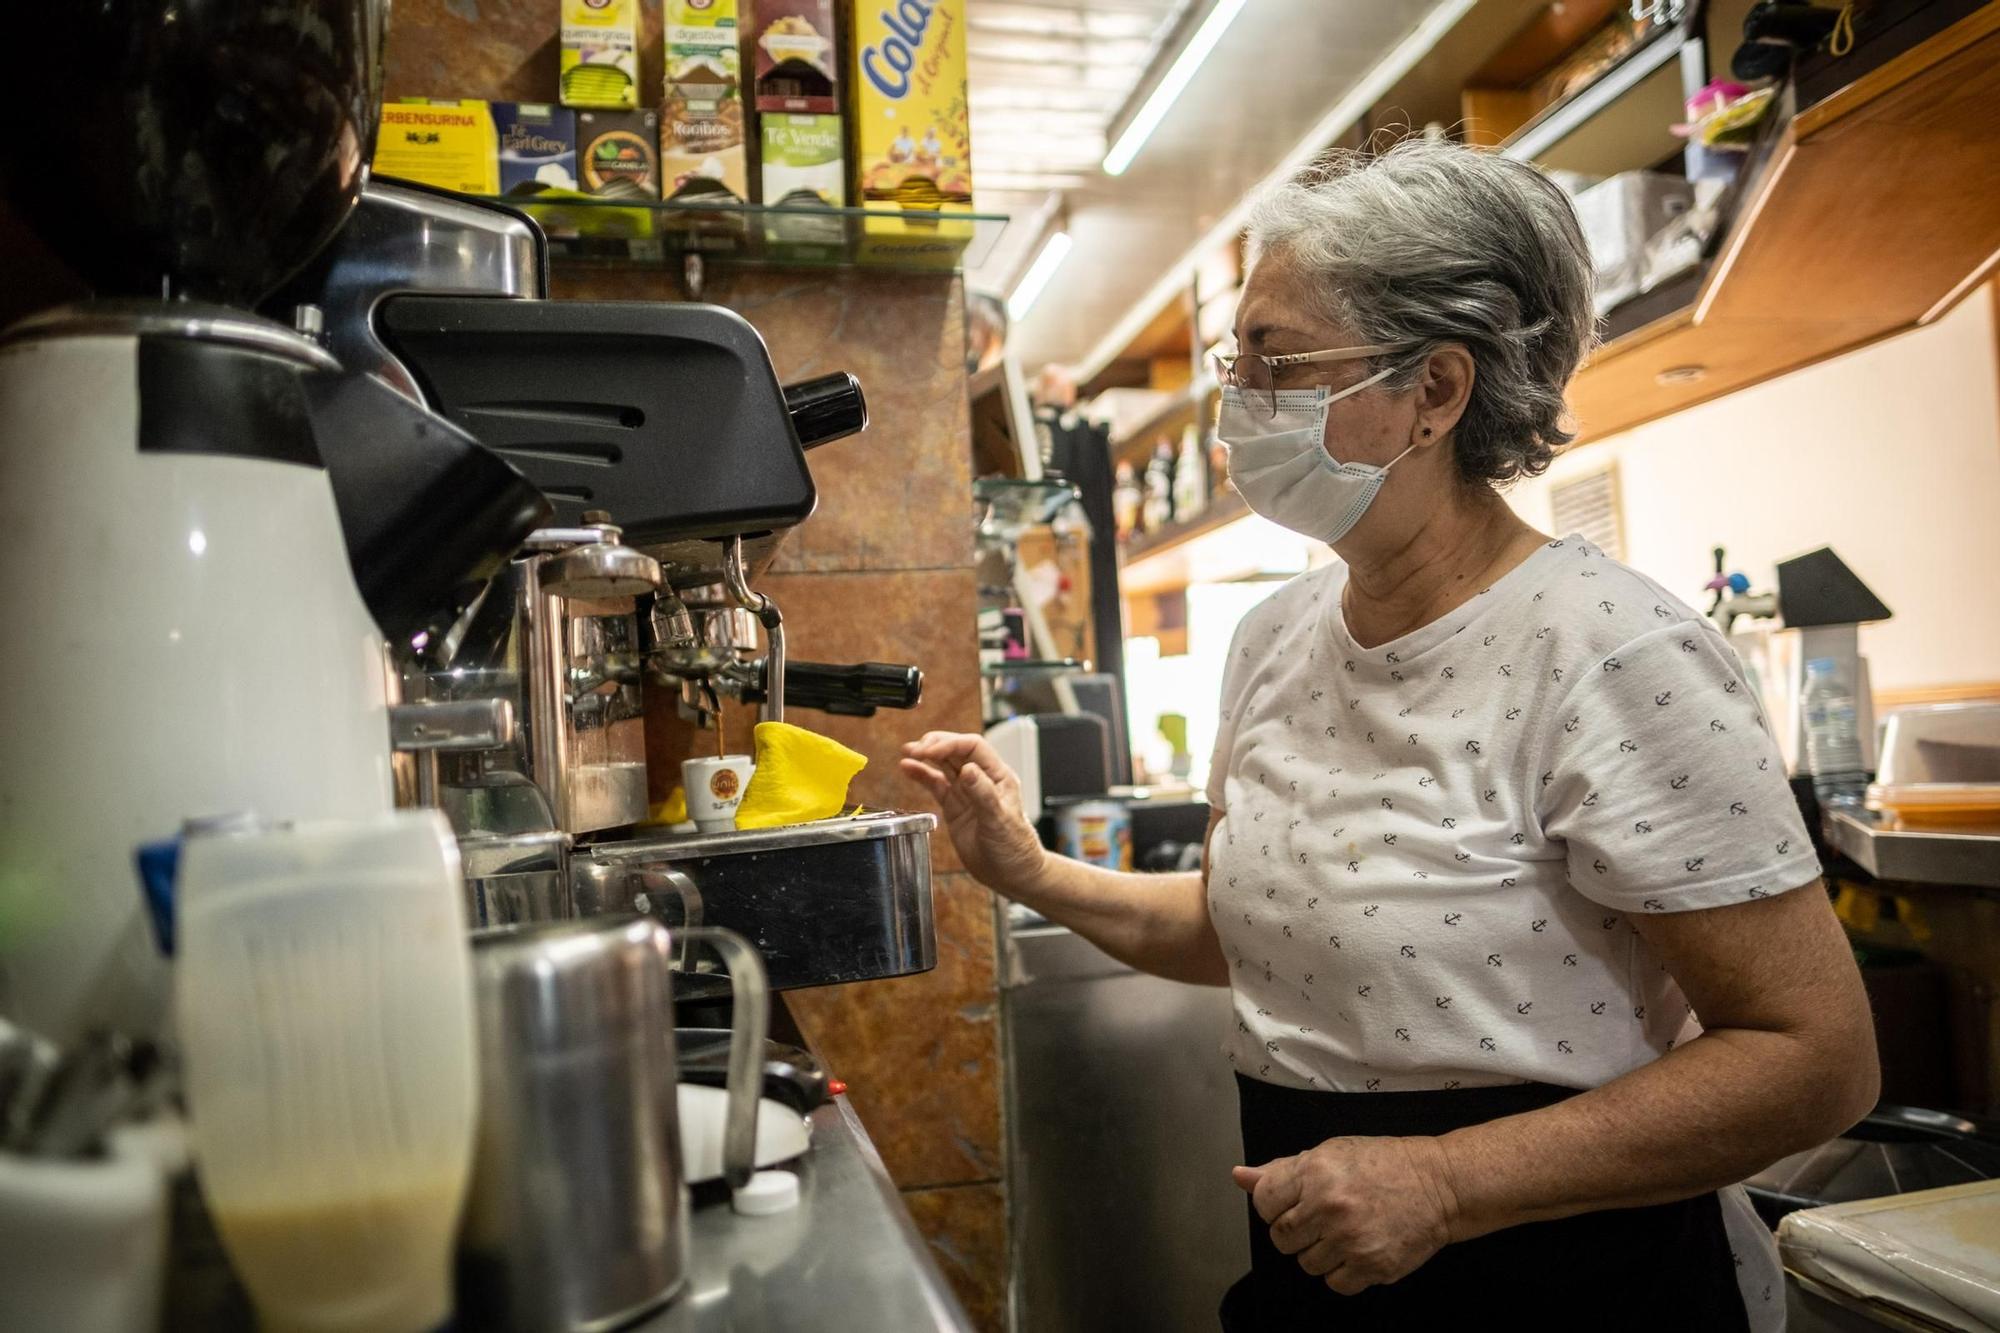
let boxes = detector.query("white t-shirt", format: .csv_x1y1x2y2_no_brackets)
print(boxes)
1206,537,1812,1329
1205,536,1821,1095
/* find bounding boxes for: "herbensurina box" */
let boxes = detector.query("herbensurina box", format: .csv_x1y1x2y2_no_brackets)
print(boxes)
374,100,500,196
844,0,973,263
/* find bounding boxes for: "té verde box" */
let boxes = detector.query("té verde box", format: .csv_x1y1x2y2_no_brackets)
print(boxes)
760,113,845,207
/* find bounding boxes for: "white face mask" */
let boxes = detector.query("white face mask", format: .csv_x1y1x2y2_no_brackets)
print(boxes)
1220,367,1415,544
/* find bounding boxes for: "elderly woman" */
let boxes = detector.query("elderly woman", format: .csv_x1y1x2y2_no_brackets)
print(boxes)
904,139,1877,1329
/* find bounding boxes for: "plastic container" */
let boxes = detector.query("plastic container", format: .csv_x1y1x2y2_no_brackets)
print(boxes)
1802,658,1869,808
1867,702,2000,829
1056,800,1133,872
176,812,477,1333
0,1124,175,1332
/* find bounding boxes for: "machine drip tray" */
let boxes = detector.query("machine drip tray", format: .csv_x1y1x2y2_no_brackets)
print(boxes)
579,812,938,992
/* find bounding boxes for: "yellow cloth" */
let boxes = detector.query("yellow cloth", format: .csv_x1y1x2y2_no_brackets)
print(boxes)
646,786,689,827
735,722,868,830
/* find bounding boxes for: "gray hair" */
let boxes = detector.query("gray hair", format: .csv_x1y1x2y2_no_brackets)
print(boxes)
1244,139,1595,487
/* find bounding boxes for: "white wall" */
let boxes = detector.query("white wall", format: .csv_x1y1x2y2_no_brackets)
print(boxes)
1509,291,2000,692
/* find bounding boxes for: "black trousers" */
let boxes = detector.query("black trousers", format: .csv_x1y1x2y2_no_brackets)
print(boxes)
1219,1074,1751,1332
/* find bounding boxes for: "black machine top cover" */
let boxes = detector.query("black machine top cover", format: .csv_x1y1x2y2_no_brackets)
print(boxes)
4,0,385,305
378,297,843,543
306,370,552,650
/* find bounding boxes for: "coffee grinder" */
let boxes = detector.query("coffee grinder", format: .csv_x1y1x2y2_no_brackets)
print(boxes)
0,1,548,1040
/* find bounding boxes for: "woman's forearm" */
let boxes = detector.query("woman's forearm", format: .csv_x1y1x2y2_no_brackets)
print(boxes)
1012,850,1229,985
1433,1024,1875,1241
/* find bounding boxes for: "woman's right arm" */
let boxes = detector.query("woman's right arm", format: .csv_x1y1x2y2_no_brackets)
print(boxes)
900,732,1229,986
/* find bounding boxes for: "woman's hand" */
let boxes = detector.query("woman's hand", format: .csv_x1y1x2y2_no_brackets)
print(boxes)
1233,1136,1461,1295
899,731,1049,900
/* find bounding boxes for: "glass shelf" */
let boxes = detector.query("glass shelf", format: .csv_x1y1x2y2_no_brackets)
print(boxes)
974,477,1081,541
981,658,1086,680
481,194,1009,274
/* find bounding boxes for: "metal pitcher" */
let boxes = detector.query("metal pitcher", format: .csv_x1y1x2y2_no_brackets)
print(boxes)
458,916,767,1331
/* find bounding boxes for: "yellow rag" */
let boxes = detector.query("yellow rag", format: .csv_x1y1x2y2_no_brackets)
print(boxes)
735,722,868,829
645,786,689,828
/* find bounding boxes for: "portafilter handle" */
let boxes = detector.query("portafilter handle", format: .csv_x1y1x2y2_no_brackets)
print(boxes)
757,661,925,718
783,372,867,449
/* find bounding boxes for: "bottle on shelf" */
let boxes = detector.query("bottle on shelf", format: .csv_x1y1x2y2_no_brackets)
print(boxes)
1111,461,1142,543
1142,440,1174,532
1801,657,1869,806
1172,424,1206,521
1208,429,1232,498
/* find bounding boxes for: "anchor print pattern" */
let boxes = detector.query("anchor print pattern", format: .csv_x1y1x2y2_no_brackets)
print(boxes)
1201,537,1818,1094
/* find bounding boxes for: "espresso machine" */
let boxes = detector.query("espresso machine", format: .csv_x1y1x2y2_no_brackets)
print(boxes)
0,3,557,1043
277,181,940,991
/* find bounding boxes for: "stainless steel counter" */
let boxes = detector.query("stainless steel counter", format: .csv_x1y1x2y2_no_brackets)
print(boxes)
633,1096,972,1332
1002,920,1249,1331
1824,809,2000,889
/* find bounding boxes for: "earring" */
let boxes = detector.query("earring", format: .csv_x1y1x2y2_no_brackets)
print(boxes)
1421,427,1433,437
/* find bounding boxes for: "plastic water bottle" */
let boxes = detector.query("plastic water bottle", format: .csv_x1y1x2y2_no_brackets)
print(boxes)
1802,658,1868,806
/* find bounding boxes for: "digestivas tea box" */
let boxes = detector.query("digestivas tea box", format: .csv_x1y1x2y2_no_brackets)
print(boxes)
662,0,749,203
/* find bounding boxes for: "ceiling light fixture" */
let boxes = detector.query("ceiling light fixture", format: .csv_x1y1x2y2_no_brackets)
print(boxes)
1008,230,1074,322
1079,0,1478,379
1102,0,1249,177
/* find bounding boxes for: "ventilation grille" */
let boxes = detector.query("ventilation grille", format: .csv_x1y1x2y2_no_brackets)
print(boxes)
1549,463,1625,560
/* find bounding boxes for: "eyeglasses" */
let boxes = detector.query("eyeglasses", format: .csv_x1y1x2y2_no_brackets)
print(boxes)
1211,343,1403,419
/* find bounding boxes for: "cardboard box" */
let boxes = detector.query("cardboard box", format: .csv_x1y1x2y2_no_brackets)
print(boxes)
753,0,839,113
561,0,641,109
374,100,499,196
578,109,661,198
662,0,749,203
492,103,578,195
760,113,844,207
845,0,972,263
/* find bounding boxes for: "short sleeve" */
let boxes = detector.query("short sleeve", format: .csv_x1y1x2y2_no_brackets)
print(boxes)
1205,615,1257,808
1536,620,1820,912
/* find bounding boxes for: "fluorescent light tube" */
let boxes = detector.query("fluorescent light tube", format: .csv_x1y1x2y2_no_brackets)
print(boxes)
1007,230,1073,321
1102,0,1249,176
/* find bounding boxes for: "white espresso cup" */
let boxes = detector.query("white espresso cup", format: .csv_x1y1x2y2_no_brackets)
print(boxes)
683,755,755,833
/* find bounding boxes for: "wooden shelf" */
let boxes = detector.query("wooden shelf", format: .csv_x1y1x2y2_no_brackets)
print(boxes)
1566,5,2000,446
1499,20,1695,176
1121,489,1247,564
1108,376,1218,466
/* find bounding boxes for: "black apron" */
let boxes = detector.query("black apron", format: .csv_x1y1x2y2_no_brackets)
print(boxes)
1219,1074,1751,1332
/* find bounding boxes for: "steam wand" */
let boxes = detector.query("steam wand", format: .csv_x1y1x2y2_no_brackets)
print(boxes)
722,535,785,725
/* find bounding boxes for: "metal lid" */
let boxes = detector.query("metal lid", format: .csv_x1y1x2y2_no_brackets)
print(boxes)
1,300,341,371
592,811,938,862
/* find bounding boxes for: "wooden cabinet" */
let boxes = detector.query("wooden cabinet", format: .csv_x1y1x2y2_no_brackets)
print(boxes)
1566,6,2000,444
